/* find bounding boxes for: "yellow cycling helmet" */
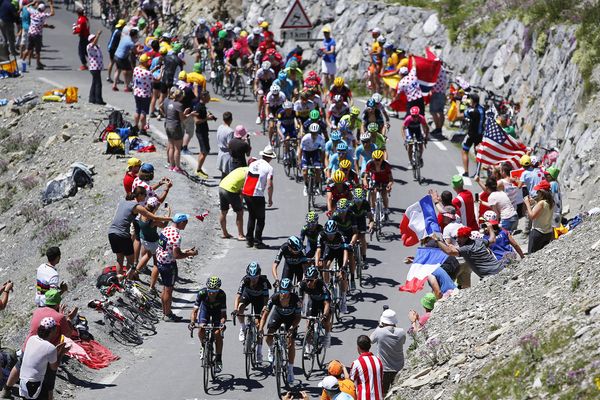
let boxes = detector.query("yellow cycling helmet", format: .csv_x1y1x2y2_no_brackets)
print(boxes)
372,150,384,160
350,106,360,116
332,170,346,183
339,159,351,169
240,30,248,37
334,77,344,87
139,54,150,64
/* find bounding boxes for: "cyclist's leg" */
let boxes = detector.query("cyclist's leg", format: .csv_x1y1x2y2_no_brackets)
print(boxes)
382,185,390,210
284,317,297,365
212,311,224,359
197,302,209,343
237,294,250,326
301,152,309,186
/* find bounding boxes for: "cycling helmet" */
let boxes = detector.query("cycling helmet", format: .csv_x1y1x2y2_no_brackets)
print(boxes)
270,85,280,94
308,123,321,134
334,77,344,87
372,149,384,160
252,27,262,35
360,132,371,141
350,106,360,116
279,278,292,292
377,36,387,44
261,61,271,70
288,235,303,252
233,27,241,35
206,276,222,290
305,266,319,280
305,211,318,224
324,220,338,234
309,109,320,120
225,22,234,31
339,159,351,169
278,71,287,80
283,100,293,110
241,30,249,37
410,106,420,116
289,60,299,69
337,198,349,211
353,187,366,201
367,122,379,133
330,130,342,141
366,99,376,108
372,93,383,104
197,17,207,25
336,142,348,152
246,262,261,277
218,29,227,39
338,119,350,132
332,170,345,183
483,210,498,222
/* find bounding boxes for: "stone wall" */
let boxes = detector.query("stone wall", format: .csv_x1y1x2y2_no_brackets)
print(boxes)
240,0,600,213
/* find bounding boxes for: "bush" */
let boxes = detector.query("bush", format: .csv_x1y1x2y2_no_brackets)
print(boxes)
19,202,49,223
66,258,88,289
19,175,39,191
38,218,72,254
1,134,40,155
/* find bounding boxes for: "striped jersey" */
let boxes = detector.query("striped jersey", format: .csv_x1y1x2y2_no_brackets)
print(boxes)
350,352,384,400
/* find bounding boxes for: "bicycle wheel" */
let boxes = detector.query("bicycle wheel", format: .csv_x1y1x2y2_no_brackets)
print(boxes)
224,76,233,100
316,323,327,369
334,280,343,324
274,134,281,162
354,244,363,284
202,342,210,393
236,75,246,102
244,327,253,379
274,345,284,398
375,197,383,241
301,325,315,379
307,174,314,211
209,341,217,380
107,313,143,345
284,148,292,177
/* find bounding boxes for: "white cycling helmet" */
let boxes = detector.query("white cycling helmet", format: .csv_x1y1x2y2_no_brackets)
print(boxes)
360,132,371,141
197,17,206,25
371,93,383,104
377,36,386,44
270,84,281,94
261,61,271,70
283,100,293,109
252,27,262,35
308,123,321,134
225,22,234,31
383,41,394,49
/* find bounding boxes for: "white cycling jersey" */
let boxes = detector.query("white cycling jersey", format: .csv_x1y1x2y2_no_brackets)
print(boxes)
301,133,325,152
266,91,286,108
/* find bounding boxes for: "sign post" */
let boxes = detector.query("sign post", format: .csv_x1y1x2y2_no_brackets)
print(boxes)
280,0,319,42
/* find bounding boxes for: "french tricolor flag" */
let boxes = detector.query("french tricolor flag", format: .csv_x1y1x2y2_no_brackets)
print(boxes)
399,247,448,293
399,195,441,247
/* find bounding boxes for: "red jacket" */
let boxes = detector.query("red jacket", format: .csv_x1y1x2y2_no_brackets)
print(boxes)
74,15,90,38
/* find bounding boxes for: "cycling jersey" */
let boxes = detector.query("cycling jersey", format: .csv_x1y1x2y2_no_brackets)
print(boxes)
349,200,371,217
300,224,323,248
340,169,360,186
362,109,384,126
302,119,327,134
194,25,210,42
326,182,352,205
300,133,325,152
328,153,355,174
365,159,392,184
266,91,286,111
299,280,331,303
274,244,309,265
194,288,227,312
273,77,294,100
404,114,427,140
266,293,302,316
316,231,349,251
328,84,352,102
331,211,357,235
355,143,378,174
255,68,275,92
328,103,350,122
237,275,272,298
294,100,315,121
339,114,362,132
277,109,297,128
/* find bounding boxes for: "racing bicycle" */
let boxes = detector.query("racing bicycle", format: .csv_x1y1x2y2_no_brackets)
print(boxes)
190,323,224,393
369,183,386,241
306,165,320,211
88,296,143,345
210,60,225,95
225,67,246,102
301,316,327,379
353,241,365,287
264,326,291,399
408,139,424,183
283,138,300,182
233,312,262,379
322,262,345,324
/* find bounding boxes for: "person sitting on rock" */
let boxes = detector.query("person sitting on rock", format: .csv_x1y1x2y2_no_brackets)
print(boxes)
408,292,436,334
480,211,524,267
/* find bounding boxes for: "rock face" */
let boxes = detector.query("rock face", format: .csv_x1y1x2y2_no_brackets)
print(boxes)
236,0,600,213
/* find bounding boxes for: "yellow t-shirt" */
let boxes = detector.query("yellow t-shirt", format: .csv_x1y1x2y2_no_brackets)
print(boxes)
320,378,357,400
187,72,206,90
386,52,399,69
371,41,382,54
219,167,248,193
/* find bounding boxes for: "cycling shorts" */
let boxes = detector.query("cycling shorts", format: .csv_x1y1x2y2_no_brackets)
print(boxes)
462,134,482,151
406,127,424,142
266,310,297,334
197,303,222,325
305,241,317,258
354,215,368,233
339,227,355,244
301,150,322,169
282,262,304,284
240,292,266,314
321,248,345,265
304,298,325,317
281,125,298,139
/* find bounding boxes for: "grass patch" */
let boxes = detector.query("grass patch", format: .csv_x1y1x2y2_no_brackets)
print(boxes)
0,182,17,213
37,218,73,255
66,258,88,289
1,133,40,155
348,78,370,98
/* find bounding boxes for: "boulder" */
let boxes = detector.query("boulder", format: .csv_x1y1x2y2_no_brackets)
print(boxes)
423,13,440,37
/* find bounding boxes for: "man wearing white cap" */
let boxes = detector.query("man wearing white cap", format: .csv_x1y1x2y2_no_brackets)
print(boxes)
241,145,275,249
369,308,406,396
23,1,55,70
318,376,354,400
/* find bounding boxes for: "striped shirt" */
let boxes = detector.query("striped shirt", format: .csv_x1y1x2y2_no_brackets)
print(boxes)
350,352,384,400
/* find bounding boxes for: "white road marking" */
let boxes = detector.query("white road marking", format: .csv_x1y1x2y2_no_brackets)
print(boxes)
37,76,64,88
455,166,472,186
433,141,447,151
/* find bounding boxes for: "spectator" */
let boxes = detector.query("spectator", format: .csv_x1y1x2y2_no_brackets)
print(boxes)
35,247,68,307
187,63,207,91
320,360,356,400
18,0,32,60
427,266,457,299
481,211,525,265
132,54,154,136
408,293,436,334
459,93,484,176
545,166,562,228
23,1,55,71
441,206,463,245
429,65,447,135
431,189,454,230
191,90,217,179
73,6,89,70
451,175,478,230
228,124,252,170
350,335,383,400
0,280,13,311
218,167,248,240
106,19,126,83
434,225,503,278
164,87,193,173
177,72,196,156
518,154,544,235
2,289,76,399
369,309,406,396
216,113,235,177
131,163,171,205
0,0,19,57
478,177,518,231
497,162,524,219
155,214,198,321
524,180,554,253
18,317,69,400
112,27,139,91
123,157,142,195
318,376,354,400
159,43,184,106
241,145,276,249
86,31,105,105
320,26,336,90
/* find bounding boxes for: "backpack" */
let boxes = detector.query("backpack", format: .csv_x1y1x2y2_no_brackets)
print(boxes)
96,265,127,288
105,131,125,154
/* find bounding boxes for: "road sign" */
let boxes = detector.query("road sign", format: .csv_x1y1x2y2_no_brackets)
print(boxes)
280,0,312,29
280,29,319,42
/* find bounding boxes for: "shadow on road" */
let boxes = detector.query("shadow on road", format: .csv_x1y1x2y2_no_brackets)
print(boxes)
58,364,117,390
207,372,266,394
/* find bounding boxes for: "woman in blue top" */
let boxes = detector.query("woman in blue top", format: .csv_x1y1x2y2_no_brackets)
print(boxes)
481,211,524,266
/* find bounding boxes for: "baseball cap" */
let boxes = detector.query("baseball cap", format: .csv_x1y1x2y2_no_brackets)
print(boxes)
178,71,187,81
127,157,142,169
546,166,560,179
318,375,339,391
451,175,464,187
40,317,57,329
327,360,344,376
420,293,437,310
172,213,189,223
456,226,473,238
534,180,551,191
140,163,154,173
115,19,126,28
88,34,96,42
442,205,457,220
44,289,62,306
322,26,331,33
520,154,532,167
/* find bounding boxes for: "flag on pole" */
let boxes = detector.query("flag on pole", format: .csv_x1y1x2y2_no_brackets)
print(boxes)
399,195,441,247
476,110,527,168
399,247,448,293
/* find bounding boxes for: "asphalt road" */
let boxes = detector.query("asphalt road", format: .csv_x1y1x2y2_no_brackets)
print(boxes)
27,5,475,399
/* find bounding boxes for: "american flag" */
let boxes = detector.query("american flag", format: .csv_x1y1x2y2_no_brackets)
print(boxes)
476,110,527,168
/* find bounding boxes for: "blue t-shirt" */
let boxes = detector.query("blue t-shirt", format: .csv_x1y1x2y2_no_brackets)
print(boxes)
355,143,378,174
322,37,336,63
20,7,31,30
520,167,544,196
114,34,134,60
431,267,457,295
484,230,514,260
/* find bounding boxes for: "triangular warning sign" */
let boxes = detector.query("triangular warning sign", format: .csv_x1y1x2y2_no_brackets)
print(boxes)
280,0,312,29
